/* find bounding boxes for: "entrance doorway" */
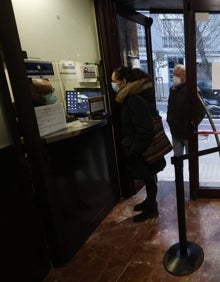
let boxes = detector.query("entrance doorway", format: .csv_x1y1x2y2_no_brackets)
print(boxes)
117,9,220,196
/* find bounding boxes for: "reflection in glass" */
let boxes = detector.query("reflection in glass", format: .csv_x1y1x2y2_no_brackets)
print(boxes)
117,16,148,72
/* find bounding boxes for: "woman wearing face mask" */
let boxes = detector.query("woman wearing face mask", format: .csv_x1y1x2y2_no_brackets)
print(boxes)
166,64,205,156
111,66,166,222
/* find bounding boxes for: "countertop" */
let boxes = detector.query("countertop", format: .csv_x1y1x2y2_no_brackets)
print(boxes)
41,119,107,144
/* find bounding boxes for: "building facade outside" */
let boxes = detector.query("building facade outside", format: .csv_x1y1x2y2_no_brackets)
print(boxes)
136,12,220,102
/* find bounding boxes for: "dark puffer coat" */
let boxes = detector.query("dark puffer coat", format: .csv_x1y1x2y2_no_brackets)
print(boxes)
115,78,166,180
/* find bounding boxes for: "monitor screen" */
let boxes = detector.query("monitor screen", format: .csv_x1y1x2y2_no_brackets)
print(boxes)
66,88,102,116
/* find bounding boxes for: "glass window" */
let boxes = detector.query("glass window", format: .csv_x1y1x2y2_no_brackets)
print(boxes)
117,15,148,72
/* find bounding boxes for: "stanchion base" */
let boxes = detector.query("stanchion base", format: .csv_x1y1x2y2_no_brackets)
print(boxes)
163,241,204,276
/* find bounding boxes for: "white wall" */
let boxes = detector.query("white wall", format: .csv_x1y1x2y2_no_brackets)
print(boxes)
11,0,100,62
0,0,101,148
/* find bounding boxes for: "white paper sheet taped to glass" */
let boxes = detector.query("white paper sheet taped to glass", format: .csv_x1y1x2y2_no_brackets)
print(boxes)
34,103,66,136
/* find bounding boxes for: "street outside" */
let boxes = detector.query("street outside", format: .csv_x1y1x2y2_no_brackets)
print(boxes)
156,101,220,185
157,100,220,131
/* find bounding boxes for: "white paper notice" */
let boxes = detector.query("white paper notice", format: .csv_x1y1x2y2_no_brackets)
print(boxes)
34,103,66,137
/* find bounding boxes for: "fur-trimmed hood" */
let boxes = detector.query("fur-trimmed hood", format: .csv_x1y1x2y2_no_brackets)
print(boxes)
115,78,153,104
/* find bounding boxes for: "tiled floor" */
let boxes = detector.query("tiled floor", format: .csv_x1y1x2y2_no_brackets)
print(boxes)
43,180,220,282
43,113,220,282
43,110,220,282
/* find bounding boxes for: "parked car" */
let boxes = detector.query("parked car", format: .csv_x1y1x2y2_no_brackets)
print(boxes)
202,98,220,116
197,80,220,116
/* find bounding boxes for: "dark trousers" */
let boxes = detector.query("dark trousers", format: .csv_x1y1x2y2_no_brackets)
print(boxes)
144,174,158,205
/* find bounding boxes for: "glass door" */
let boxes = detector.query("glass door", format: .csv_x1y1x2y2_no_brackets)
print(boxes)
116,11,154,192
184,0,220,197
116,11,154,78
195,12,220,191
117,15,148,71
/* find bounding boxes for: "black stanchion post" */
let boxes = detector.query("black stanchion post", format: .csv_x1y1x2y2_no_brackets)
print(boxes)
174,157,187,256
163,156,204,276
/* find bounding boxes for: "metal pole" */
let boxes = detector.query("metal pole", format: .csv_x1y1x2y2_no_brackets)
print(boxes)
174,157,187,256
163,155,204,276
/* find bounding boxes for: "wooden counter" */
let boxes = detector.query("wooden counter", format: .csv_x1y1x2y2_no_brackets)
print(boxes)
42,118,121,267
42,119,107,144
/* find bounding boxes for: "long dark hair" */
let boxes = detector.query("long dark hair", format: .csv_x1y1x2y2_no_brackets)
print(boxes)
113,66,152,83
131,68,152,83
112,66,133,81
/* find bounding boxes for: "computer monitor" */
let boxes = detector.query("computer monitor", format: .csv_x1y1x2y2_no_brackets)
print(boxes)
88,96,105,119
66,88,102,117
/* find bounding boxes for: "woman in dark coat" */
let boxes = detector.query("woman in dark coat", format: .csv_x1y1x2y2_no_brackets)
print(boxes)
111,67,166,222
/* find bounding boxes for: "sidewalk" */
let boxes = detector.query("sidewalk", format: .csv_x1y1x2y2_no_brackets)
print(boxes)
156,101,220,185
157,129,220,183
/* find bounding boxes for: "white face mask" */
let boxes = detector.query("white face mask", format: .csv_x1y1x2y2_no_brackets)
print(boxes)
111,82,120,93
173,76,181,85
44,92,57,104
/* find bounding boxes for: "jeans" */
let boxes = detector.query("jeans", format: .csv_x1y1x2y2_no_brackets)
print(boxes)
172,137,188,157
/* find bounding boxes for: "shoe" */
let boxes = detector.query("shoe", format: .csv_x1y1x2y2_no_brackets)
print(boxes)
133,199,148,211
133,209,159,222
